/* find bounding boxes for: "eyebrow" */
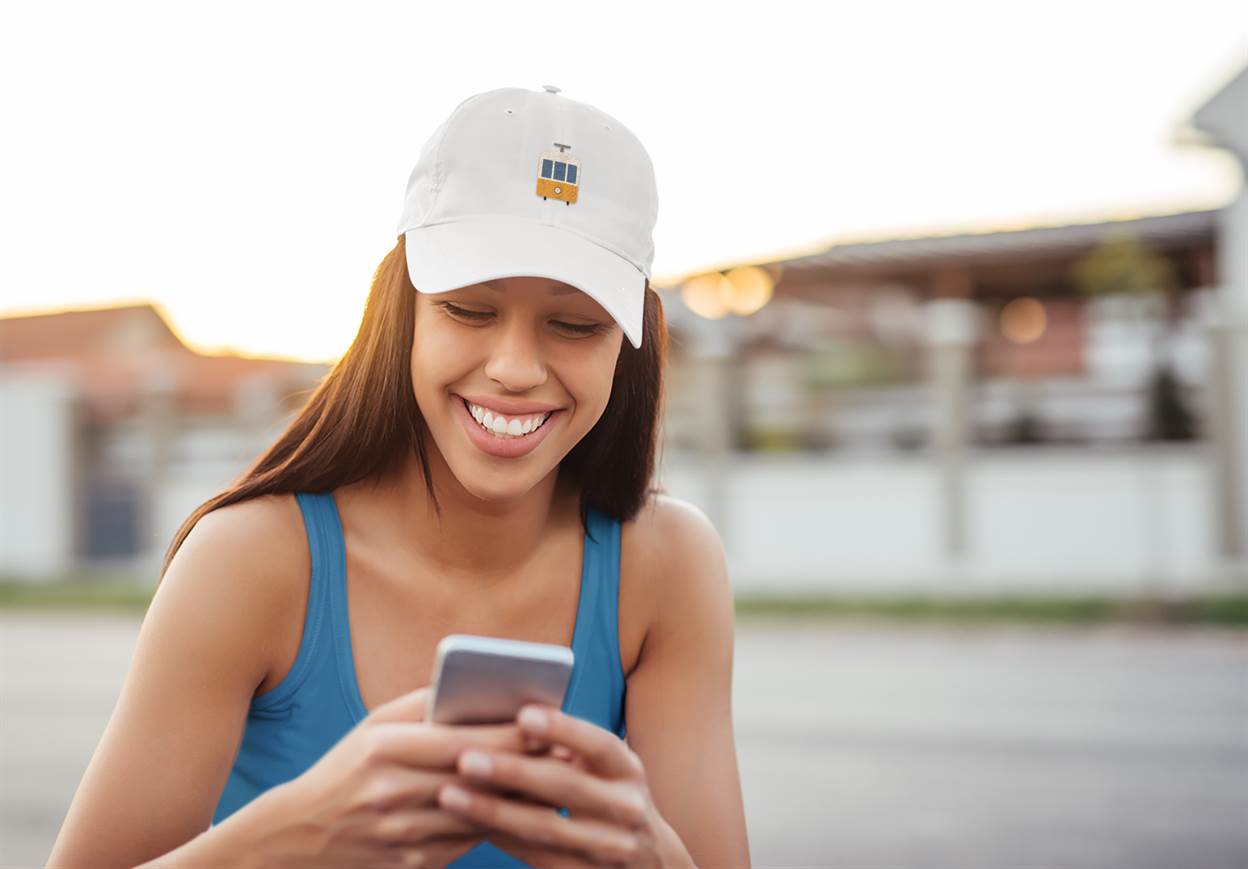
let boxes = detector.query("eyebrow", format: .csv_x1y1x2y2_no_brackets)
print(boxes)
480,279,581,296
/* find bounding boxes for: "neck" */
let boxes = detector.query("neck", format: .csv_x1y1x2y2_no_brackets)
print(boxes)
337,446,577,581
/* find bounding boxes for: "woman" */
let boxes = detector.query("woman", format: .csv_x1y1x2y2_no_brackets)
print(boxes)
47,85,749,868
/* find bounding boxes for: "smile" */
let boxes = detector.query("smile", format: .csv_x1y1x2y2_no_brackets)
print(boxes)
464,399,554,438
452,395,564,459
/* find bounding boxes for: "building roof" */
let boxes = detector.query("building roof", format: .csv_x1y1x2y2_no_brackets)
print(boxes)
656,207,1218,323
1192,63,1248,159
774,209,1218,276
0,303,328,418
0,303,184,361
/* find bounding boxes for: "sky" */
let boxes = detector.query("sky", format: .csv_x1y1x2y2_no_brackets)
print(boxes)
1,0,1245,363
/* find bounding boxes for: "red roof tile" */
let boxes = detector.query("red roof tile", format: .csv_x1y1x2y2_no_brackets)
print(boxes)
0,303,328,419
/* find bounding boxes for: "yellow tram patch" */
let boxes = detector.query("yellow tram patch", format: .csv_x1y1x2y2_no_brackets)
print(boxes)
536,148,579,205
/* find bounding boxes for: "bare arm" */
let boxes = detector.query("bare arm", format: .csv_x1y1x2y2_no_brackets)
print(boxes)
128,780,294,869
45,496,307,868
624,496,751,868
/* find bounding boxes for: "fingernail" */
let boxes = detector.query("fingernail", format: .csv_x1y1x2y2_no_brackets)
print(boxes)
441,785,471,810
461,750,493,777
518,706,548,732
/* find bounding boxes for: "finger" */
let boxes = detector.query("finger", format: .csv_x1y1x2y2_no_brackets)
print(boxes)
366,686,432,724
535,743,587,770
460,781,561,811
488,832,604,869
535,746,584,772
356,768,477,813
516,705,642,779
520,737,582,771
522,735,578,764
382,837,489,869
442,769,562,810
456,750,647,828
437,783,641,867
371,807,486,844
370,721,529,770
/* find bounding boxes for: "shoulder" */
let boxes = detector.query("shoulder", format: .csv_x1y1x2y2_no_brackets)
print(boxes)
179,493,310,586
164,492,311,638
619,493,734,653
623,493,727,573
160,493,313,691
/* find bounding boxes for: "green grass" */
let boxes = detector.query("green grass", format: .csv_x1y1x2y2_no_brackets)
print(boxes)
734,592,1248,627
2,578,1245,627
0,578,154,612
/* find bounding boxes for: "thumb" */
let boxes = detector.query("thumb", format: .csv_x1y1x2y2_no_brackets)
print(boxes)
367,685,432,724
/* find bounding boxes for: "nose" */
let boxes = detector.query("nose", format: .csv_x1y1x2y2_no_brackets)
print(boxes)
482,316,548,392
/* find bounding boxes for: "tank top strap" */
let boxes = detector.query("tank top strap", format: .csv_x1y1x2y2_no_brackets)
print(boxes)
585,504,623,657
248,491,338,713
562,505,626,726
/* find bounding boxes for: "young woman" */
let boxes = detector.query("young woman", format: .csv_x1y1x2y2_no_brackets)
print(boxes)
47,86,749,868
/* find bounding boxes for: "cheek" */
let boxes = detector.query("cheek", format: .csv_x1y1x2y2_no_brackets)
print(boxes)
570,349,622,421
412,319,470,374
410,329,464,412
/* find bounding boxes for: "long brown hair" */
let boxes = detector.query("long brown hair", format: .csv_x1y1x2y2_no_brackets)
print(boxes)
156,234,668,588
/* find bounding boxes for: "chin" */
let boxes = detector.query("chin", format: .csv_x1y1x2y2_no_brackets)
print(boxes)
455,469,540,504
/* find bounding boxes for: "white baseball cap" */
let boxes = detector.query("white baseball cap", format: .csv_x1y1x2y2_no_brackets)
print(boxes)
396,84,659,350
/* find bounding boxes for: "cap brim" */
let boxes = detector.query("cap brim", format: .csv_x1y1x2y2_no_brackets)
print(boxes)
403,218,645,350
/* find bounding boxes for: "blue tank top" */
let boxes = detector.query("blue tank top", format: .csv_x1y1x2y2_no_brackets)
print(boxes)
211,490,628,868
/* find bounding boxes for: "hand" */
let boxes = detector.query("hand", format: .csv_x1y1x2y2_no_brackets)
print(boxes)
435,704,684,868
259,686,538,868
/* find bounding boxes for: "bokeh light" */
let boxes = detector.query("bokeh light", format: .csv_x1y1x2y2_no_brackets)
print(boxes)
1000,296,1047,343
681,273,732,319
723,266,775,315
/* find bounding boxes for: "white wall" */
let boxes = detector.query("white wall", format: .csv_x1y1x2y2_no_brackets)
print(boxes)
657,446,1240,597
0,365,77,578
135,418,295,584
4,377,1235,599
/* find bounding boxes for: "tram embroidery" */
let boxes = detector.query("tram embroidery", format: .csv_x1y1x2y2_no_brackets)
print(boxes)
536,143,579,205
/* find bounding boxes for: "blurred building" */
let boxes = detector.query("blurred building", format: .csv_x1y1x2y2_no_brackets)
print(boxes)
1190,62,1248,571
0,304,328,580
651,201,1241,595
3,139,1245,596
657,208,1217,456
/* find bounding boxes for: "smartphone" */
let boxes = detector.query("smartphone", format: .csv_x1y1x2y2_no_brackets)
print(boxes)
427,633,575,725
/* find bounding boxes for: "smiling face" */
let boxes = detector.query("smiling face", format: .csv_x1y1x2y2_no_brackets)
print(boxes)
411,275,625,503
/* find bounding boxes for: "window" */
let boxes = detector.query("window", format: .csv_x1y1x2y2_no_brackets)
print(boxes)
541,158,554,178
566,163,578,184
553,161,567,182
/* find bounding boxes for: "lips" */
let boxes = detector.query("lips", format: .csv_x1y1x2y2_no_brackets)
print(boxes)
462,399,554,435
452,393,562,459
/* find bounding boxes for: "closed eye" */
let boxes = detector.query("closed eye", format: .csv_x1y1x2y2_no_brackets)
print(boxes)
436,302,607,336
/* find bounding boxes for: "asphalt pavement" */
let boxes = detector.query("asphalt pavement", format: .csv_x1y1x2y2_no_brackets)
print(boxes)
2,612,1245,868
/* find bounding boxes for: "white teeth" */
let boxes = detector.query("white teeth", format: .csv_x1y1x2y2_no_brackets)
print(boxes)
465,400,552,439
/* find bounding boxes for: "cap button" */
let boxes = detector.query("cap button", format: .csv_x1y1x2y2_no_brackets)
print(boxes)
541,84,561,94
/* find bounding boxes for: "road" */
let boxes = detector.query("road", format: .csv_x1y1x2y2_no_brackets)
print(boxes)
2,612,1246,868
